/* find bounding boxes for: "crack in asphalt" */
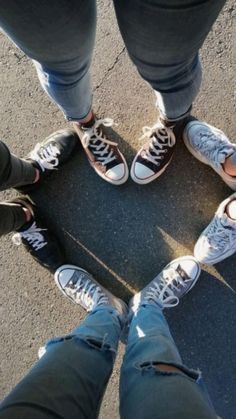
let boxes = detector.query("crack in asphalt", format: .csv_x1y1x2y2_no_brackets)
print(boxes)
94,46,126,91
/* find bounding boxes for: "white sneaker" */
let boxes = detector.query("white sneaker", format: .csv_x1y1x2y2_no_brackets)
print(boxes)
130,256,201,312
54,264,128,317
194,193,236,264
183,120,236,190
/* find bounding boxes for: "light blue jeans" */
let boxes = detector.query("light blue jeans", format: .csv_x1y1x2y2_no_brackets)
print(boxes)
0,0,226,120
0,304,216,418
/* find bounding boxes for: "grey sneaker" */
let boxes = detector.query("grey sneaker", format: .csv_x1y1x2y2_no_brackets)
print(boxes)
55,264,128,317
194,193,236,264
183,120,236,190
130,256,201,311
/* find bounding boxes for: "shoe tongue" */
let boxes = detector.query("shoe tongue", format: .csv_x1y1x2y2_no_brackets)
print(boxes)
222,213,236,228
218,148,234,164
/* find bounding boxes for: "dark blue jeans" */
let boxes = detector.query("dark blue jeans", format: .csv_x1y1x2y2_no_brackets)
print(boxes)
0,304,216,418
0,0,226,120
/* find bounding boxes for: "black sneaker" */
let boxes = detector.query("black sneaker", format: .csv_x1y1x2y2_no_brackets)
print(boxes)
16,129,79,193
131,111,192,185
74,117,128,185
131,121,176,184
11,197,64,272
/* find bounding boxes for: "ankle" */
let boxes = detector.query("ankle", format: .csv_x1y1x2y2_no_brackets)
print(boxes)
223,153,236,177
76,110,95,127
225,199,236,220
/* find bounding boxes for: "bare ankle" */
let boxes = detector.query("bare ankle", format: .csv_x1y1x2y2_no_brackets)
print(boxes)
225,199,236,220
223,153,236,177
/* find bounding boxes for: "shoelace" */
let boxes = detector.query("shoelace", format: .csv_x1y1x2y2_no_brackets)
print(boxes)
145,267,192,308
206,216,236,252
196,132,233,166
139,123,175,166
81,118,118,166
12,222,47,251
66,273,108,310
29,143,60,172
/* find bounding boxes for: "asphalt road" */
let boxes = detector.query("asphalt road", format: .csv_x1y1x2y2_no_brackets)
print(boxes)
0,1,235,418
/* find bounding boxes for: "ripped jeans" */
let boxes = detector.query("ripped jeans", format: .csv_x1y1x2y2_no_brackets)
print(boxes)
0,304,216,419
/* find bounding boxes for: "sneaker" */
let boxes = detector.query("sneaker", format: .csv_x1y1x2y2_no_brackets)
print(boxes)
16,129,79,193
130,121,176,184
74,118,128,185
183,120,236,190
11,197,64,272
194,193,236,264
130,256,201,311
55,264,128,314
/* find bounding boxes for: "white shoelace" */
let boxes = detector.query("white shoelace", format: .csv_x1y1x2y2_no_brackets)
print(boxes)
145,267,192,308
29,143,60,172
139,123,175,166
66,273,108,310
206,216,236,252
12,222,47,251
195,132,233,166
81,118,117,166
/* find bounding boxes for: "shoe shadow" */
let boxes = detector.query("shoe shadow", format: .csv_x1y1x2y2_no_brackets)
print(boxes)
29,128,175,301
28,123,236,418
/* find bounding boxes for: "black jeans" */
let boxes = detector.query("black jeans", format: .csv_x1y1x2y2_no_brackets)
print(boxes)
0,141,35,235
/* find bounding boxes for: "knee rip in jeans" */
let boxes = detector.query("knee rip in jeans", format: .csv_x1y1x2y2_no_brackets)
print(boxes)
135,361,201,382
84,335,116,353
39,333,117,358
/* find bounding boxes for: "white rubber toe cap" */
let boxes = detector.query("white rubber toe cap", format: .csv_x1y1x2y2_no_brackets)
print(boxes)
131,162,155,183
106,163,127,183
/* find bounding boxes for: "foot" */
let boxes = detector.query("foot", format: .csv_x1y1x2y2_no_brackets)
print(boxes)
194,193,236,264
183,120,236,190
16,129,79,193
55,264,128,314
130,119,177,184
11,197,64,272
130,256,201,311
74,117,128,185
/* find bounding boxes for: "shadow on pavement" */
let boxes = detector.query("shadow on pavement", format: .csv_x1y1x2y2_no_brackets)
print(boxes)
29,128,236,418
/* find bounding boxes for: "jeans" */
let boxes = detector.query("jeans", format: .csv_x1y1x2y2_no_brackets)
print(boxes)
0,304,216,418
0,141,35,235
0,0,226,121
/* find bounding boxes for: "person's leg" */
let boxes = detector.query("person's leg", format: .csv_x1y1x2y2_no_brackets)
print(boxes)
0,0,96,122
0,1,128,185
183,119,236,189
0,140,36,191
120,256,216,418
194,192,236,264
114,0,226,119
0,264,128,419
0,196,65,272
113,0,226,184
0,129,78,192
0,129,78,257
